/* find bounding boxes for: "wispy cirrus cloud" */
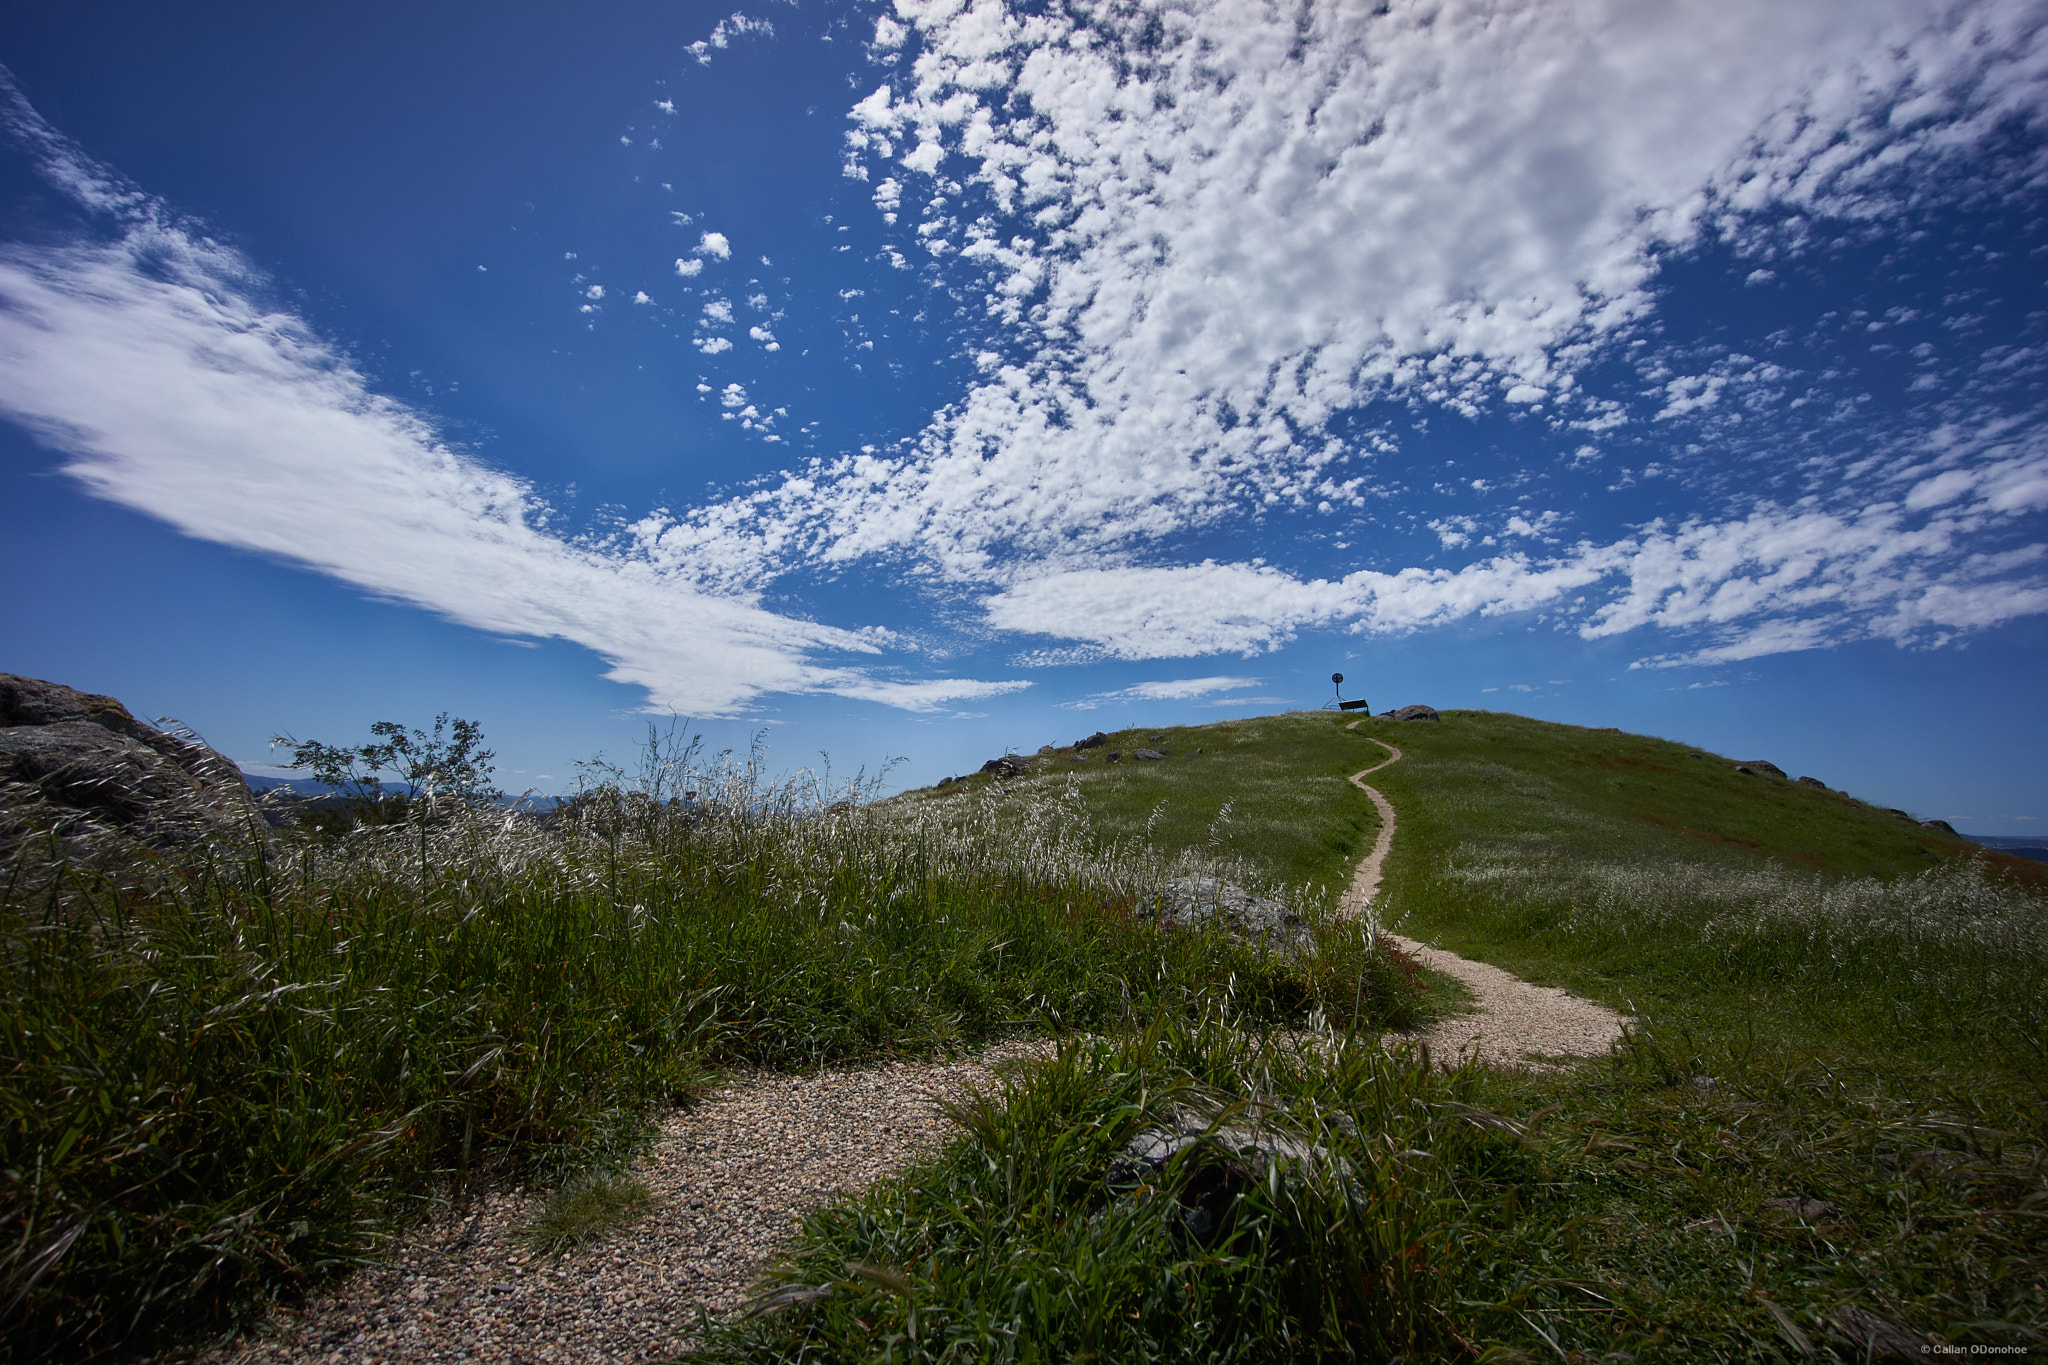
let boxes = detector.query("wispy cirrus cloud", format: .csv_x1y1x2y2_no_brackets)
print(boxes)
1064,675,1262,710
0,75,1022,718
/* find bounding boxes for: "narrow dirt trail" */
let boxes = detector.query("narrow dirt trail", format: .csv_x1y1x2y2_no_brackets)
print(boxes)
1338,718,1630,1068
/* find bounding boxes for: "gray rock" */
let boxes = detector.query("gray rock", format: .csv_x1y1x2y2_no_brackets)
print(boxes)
1132,748,1167,761
1796,775,1827,789
1383,704,1439,722
1075,731,1111,750
0,673,256,849
1105,751,1122,763
1106,1108,1326,1240
1920,818,1957,836
978,755,1030,779
1735,760,1788,780
1153,876,1310,952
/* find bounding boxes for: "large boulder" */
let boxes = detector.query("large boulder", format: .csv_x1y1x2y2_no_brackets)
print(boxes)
1734,760,1788,781
979,754,1030,779
1075,731,1111,750
0,674,256,849
1381,704,1439,722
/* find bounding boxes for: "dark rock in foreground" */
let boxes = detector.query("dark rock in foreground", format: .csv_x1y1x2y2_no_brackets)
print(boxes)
0,673,256,849
1132,748,1167,761
1107,1108,1326,1240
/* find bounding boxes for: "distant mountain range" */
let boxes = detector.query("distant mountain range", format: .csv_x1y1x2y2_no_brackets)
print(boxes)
240,772,560,810
1962,835,2048,864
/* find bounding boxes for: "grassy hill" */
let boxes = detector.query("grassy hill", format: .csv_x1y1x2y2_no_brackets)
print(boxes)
715,708,2047,1362
7,706,2041,1361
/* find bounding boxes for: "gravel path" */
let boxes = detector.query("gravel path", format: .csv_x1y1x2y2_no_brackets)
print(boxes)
188,1043,1045,1365
1338,718,1630,1068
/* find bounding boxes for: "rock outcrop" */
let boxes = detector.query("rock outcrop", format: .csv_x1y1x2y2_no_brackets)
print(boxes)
0,674,256,850
1381,704,1439,722
1152,876,1311,952
1132,748,1167,761
978,755,1030,779
1075,731,1110,750
1734,760,1788,780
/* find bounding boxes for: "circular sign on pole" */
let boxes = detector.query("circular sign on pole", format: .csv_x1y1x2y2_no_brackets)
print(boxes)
1332,672,1344,685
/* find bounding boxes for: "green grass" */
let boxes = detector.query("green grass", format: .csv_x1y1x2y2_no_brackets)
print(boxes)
10,707,2042,1361
904,715,1395,906
1361,708,2048,1068
524,1168,656,1255
719,709,2048,1362
701,1015,1514,1365
0,738,1419,1362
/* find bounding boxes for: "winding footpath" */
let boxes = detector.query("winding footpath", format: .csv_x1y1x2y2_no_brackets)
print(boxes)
189,727,1628,1365
1338,718,1630,1068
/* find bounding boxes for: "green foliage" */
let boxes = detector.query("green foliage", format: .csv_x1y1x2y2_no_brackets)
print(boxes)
704,1015,1513,1364
15,703,2038,1360
0,724,1421,1362
271,712,503,808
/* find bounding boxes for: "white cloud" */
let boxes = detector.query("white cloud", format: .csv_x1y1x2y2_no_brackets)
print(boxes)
1430,517,1477,549
702,298,733,323
688,12,775,66
674,256,703,277
977,484,2048,664
637,0,2048,670
1069,675,1262,709
749,325,775,344
633,290,651,305
695,336,734,354
724,1,2035,574
583,284,604,300
696,231,731,259
0,88,1018,717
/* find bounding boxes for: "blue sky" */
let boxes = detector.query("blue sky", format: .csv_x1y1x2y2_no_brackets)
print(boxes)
3,0,2046,832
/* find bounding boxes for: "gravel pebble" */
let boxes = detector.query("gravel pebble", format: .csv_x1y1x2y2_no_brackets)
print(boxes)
185,1042,1046,1365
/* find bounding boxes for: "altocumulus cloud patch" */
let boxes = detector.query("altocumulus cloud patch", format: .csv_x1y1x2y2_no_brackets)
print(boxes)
635,0,2048,668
